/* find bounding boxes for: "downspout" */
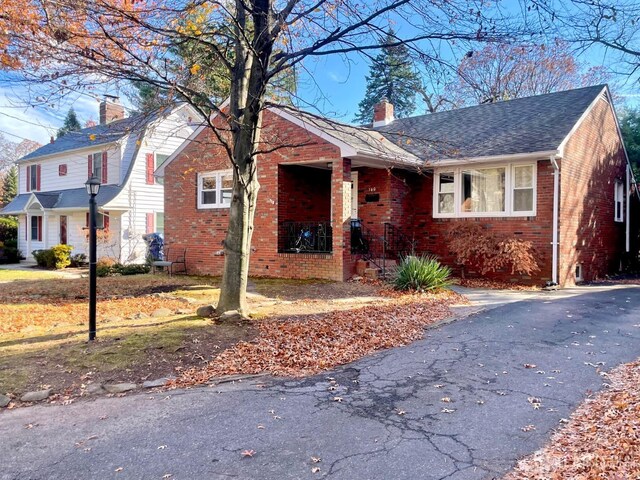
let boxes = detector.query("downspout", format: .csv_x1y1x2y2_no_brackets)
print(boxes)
551,155,560,286
626,164,630,253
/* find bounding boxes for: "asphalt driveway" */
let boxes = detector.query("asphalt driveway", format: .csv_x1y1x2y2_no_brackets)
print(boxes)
2,285,640,480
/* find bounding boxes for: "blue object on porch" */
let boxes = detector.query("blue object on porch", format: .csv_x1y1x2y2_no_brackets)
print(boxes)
143,232,164,261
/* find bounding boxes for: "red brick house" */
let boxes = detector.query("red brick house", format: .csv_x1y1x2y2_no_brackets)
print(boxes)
158,85,637,286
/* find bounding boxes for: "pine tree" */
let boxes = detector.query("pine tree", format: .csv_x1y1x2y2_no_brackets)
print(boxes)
1,165,18,205
57,108,82,138
620,108,640,178
354,30,420,124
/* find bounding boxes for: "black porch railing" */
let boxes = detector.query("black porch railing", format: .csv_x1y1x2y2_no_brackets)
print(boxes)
351,220,416,276
280,221,333,253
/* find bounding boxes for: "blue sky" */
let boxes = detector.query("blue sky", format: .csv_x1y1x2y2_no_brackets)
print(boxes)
0,32,638,145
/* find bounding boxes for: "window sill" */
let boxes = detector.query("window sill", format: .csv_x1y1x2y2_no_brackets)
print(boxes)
433,212,536,219
197,204,231,210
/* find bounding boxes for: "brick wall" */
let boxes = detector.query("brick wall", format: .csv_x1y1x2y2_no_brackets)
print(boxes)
164,110,352,281
165,96,630,286
559,96,628,285
405,161,554,285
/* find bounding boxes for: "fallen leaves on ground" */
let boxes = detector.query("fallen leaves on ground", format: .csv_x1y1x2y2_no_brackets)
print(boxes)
505,359,640,480
173,291,463,385
1,298,191,334
0,275,203,334
455,278,540,291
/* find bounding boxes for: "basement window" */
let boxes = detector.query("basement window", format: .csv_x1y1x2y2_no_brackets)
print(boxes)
575,264,583,282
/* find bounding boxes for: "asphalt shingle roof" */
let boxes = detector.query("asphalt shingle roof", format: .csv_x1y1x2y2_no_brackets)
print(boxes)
375,85,606,161
277,107,419,164
1,185,122,214
19,112,158,162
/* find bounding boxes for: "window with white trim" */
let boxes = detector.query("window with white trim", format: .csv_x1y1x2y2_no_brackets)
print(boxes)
31,215,42,241
434,162,537,218
614,181,624,222
513,165,535,213
437,172,455,214
461,167,506,213
197,170,233,209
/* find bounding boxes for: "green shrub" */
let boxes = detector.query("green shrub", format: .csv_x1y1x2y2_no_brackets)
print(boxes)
32,244,73,269
32,249,54,268
0,217,18,243
114,263,150,275
393,255,452,292
0,238,21,264
96,259,150,277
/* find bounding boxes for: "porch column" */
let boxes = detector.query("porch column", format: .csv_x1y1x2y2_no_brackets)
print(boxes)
42,211,48,248
26,214,31,258
331,158,352,280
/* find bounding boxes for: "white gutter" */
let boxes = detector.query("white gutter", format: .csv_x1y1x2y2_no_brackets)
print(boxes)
432,150,557,167
626,164,631,253
551,155,560,285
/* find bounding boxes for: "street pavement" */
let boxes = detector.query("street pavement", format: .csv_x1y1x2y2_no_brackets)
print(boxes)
2,285,639,480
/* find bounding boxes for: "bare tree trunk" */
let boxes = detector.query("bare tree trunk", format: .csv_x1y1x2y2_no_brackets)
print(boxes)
217,141,260,315
215,0,273,315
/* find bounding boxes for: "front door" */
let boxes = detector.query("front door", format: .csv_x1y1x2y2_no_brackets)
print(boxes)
351,171,359,219
59,215,67,245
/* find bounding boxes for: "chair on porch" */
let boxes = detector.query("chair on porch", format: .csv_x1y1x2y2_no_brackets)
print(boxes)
151,246,187,276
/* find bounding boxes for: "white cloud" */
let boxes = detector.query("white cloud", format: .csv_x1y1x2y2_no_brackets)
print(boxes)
0,83,132,145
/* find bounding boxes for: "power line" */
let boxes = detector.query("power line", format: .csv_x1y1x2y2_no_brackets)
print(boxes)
0,111,57,134
0,128,33,142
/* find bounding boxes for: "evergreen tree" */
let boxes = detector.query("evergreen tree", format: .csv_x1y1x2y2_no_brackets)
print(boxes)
1,165,18,205
57,108,82,138
354,30,420,124
620,108,640,179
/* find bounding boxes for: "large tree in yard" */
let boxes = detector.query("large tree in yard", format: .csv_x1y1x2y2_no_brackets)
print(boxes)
0,0,533,314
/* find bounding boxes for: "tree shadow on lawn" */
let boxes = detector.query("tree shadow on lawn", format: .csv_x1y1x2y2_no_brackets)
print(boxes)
0,314,257,396
0,316,205,349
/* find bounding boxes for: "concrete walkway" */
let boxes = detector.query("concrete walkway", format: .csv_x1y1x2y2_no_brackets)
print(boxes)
1,285,639,479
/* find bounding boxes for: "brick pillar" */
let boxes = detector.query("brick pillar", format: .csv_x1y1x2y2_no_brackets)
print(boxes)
331,158,353,281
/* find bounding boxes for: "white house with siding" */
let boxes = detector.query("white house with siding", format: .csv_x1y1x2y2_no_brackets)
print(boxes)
1,96,201,263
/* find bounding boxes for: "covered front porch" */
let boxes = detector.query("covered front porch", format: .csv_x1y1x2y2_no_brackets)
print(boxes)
275,158,416,280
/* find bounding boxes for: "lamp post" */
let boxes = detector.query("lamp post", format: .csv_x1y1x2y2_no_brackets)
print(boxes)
85,175,101,341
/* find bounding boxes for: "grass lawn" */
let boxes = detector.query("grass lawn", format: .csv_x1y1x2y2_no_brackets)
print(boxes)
0,269,65,282
0,274,245,396
0,273,463,406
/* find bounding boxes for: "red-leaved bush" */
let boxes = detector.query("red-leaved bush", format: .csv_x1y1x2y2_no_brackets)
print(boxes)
447,223,540,276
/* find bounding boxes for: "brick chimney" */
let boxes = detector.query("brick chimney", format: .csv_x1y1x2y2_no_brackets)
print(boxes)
373,97,394,127
99,95,125,125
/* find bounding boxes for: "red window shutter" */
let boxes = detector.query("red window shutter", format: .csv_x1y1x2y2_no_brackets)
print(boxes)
86,212,90,227
146,213,154,233
37,216,42,242
103,212,110,231
36,165,41,191
102,152,108,183
88,154,93,179
146,153,155,185
26,166,31,192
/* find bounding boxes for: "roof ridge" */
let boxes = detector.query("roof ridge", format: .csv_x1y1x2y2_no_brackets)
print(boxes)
385,84,607,125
